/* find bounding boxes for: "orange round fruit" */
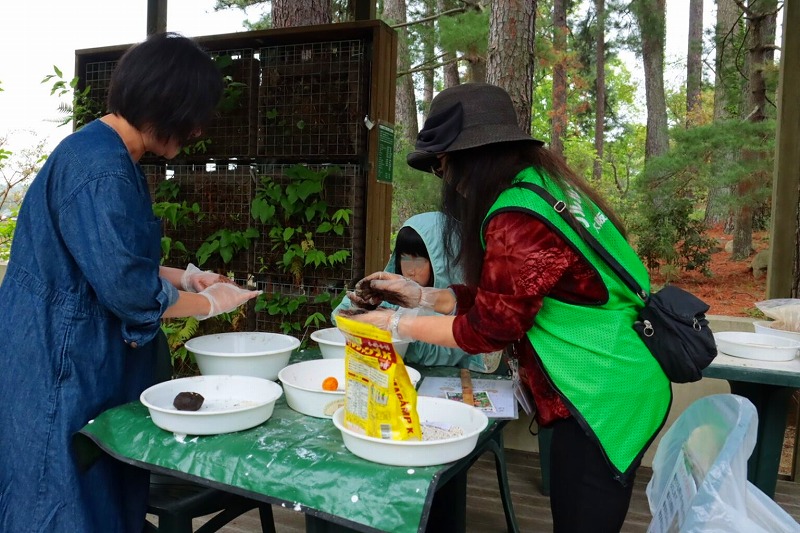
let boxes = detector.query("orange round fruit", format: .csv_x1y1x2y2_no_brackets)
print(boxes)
322,376,339,391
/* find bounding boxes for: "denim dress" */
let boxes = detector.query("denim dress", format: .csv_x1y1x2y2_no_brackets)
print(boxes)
0,120,178,532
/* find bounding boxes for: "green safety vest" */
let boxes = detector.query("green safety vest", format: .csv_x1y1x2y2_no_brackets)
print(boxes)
484,167,671,480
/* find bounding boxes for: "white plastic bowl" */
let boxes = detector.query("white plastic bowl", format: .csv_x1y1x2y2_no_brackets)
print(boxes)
714,331,800,362
185,332,300,380
753,320,800,343
311,327,410,359
140,375,283,435
279,359,421,419
332,396,489,466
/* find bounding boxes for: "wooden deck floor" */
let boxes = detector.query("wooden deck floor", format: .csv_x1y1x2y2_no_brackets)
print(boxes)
180,449,800,532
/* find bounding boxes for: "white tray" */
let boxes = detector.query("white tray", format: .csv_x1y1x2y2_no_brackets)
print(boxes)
714,331,800,362
140,375,283,435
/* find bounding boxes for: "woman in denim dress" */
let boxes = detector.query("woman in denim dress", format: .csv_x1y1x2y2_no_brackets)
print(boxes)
0,33,260,532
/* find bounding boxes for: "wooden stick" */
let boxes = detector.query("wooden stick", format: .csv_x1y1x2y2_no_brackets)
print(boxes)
460,368,474,406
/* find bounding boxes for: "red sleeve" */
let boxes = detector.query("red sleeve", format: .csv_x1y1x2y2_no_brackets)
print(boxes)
452,211,606,354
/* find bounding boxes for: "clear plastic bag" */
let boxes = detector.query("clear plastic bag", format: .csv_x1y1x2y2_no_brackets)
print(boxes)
755,299,800,332
646,394,800,533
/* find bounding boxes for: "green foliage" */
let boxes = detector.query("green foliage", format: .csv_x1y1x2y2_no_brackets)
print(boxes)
390,137,442,229
41,66,103,128
626,118,776,275
251,164,351,285
160,316,200,367
152,180,203,265
437,9,489,57
253,290,335,343
197,227,260,266
0,206,17,261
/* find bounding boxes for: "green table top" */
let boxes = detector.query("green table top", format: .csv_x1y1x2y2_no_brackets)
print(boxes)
78,350,511,533
702,352,800,388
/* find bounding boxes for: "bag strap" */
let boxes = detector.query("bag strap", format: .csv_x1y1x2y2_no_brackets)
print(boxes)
513,182,648,301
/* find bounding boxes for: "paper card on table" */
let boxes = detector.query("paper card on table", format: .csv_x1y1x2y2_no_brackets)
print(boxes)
418,376,518,419
445,390,495,412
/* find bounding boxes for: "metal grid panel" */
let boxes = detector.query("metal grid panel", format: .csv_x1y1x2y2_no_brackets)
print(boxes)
250,163,365,291
144,163,256,274
145,161,366,291
258,40,367,160
83,60,118,122
203,49,257,159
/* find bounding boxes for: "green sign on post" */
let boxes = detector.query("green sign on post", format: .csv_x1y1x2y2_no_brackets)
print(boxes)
376,122,394,183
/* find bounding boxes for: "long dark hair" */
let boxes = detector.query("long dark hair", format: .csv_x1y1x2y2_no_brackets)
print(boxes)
441,141,627,286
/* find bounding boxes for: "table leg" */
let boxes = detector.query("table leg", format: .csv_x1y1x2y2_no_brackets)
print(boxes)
485,430,521,533
728,381,795,498
425,468,468,532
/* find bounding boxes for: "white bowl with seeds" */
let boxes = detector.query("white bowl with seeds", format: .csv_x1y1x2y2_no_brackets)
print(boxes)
331,396,489,466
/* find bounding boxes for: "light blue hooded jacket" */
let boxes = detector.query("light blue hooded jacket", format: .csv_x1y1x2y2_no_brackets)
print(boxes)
334,211,501,372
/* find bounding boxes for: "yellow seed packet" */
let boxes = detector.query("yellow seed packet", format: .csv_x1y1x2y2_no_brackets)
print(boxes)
334,314,421,441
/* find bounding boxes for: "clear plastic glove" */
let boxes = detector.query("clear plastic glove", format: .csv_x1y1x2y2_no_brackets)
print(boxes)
195,283,262,320
181,263,235,293
338,306,419,341
351,271,438,309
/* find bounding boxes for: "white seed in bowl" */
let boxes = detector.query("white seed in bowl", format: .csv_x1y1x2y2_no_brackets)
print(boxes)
421,422,464,441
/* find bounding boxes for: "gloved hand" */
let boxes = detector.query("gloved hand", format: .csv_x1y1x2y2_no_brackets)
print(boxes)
339,306,419,341
181,263,235,293
195,283,262,320
351,272,438,310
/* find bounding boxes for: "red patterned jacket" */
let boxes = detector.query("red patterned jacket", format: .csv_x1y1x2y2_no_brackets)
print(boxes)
450,211,608,425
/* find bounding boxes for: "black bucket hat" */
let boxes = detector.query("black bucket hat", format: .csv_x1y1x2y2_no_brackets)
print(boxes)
407,83,544,173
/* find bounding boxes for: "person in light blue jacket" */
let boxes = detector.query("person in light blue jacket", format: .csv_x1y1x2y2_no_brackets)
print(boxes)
334,211,501,372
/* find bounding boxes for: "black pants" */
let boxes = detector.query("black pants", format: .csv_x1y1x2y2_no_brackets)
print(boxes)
549,416,637,533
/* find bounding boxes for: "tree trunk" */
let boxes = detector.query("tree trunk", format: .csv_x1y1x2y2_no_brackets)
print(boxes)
686,0,703,126
713,0,740,122
486,0,537,134
465,46,487,83
633,0,669,159
383,0,418,145
438,0,461,88
550,0,567,156
593,0,606,182
705,0,740,227
422,0,436,122
272,0,330,27
733,0,773,259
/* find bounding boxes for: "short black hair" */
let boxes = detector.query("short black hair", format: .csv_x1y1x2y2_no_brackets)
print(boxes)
393,226,429,273
107,32,223,146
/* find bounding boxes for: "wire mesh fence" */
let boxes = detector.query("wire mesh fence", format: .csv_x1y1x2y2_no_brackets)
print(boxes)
258,40,367,160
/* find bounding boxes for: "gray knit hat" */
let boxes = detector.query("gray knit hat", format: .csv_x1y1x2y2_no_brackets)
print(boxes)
407,83,543,173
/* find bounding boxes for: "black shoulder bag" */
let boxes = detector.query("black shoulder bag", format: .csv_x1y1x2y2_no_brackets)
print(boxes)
514,182,717,383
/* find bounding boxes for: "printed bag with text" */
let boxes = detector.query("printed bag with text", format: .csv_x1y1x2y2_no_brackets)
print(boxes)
334,314,421,440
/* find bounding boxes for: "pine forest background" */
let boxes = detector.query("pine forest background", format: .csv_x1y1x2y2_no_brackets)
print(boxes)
0,0,790,295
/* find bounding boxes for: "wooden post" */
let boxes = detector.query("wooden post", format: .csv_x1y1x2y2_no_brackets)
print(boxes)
147,0,168,36
350,0,377,21
363,23,398,276
766,0,800,299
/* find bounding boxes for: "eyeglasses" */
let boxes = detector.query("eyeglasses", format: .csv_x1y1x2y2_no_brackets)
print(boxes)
431,164,443,179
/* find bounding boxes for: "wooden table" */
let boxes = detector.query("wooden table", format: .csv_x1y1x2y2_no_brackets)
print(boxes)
77,351,519,533
702,353,800,498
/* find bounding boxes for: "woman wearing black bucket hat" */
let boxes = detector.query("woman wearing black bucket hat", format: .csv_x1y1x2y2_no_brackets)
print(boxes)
348,83,671,532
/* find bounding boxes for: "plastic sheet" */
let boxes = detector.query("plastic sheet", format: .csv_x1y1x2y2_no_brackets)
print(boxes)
646,394,800,533
755,299,800,333
77,351,511,533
